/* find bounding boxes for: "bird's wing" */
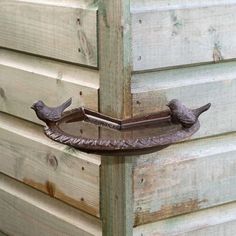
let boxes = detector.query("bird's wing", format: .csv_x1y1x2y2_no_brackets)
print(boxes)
47,109,61,121
42,107,61,121
45,98,72,120
180,111,196,125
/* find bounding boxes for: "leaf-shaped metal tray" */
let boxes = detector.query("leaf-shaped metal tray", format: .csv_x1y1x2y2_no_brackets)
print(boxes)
31,99,210,155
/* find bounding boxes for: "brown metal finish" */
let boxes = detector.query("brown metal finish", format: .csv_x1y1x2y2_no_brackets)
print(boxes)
31,99,211,155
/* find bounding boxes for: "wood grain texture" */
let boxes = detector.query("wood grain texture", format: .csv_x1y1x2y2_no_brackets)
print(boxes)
0,174,102,236
133,201,236,236
101,156,134,236
131,1,236,71
98,0,133,235
132,61,236,139
0,49,99,125
0,0,97,67
14,0,97,8
98,0,132,119
133,132,236,226
0,112,101,217
131,0,236,12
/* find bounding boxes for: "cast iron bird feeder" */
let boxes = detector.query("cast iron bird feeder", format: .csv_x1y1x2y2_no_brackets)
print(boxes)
31,98,211,155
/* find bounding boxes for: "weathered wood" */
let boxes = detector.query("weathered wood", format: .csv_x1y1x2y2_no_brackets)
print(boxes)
132,62,236,139
0,0,97,67
133,201,236,236
14,0,97,8
0,49,99,125
131,0,236,71
99,0,132,119
131,0,236,11
0,174,102,236
98,0,133,235
133,132,236,225
101,156,134,236
0,112,101,217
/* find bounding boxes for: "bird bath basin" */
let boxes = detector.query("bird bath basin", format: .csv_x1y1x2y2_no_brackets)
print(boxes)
32,99,211,155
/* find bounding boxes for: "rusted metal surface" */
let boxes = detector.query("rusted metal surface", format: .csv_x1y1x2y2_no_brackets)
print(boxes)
167,99,211,128
32,99,210,155
31,98,72,123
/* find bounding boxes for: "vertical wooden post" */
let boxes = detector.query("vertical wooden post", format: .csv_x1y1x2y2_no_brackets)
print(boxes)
98,0,131,119
100,156,134,236
98,0,133,235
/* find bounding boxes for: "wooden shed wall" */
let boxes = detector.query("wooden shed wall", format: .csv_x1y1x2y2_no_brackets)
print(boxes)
0,112,100,217
131,0,236,71
0,49,99,124
0,0,236,235
0,47,101,218
130,0,236,234
131,62,236,139
0,174,102,236
133,201,236,236
133,132,236,225
0,0,101,232
0,0,98,67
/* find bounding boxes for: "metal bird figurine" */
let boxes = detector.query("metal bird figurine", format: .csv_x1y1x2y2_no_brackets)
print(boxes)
31,98,72,123
167,99,211,128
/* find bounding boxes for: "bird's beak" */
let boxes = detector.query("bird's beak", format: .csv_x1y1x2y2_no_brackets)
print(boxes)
31,105,35,110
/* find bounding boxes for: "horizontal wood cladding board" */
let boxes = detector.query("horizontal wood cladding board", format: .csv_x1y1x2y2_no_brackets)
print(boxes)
133,201,236,236
0,174,102,236
130,0,236,12
0,49,99,125
0,112,101,217
131,1,236,71
14,0,98,8
132,62,236,139
133,132,236,226
0,0,97,67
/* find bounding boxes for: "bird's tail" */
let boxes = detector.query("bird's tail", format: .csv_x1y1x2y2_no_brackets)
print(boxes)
60,97,72,112
193,103,211,118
